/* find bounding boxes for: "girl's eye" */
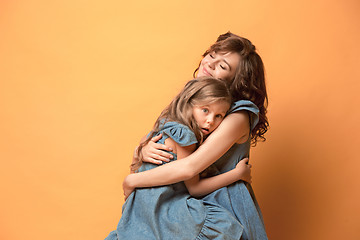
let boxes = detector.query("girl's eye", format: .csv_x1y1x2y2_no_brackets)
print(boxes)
216,114,224,119
202,108,209,113
220,65,226,70
209,54,214,58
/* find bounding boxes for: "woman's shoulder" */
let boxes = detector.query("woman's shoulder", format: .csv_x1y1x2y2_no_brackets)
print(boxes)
229,100,259,114
159,121,198,147
228,100,259,131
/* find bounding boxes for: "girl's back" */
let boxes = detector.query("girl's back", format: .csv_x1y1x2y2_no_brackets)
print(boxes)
106,121,242,240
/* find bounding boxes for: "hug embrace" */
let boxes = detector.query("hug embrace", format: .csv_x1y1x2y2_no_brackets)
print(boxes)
106,32,269,240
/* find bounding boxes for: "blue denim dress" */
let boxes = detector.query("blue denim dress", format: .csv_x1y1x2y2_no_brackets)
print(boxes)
203,100,268,240
105,100,267,240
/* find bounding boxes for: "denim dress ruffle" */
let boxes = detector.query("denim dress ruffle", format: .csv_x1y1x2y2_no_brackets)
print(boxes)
202,100,268,240
105,100,267,240
106,121,242,240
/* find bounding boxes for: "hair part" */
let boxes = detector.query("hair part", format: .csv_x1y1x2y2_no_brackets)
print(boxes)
194,32,269,145
131,76,232,172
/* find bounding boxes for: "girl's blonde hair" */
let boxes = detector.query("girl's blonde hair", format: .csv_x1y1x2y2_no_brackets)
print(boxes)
131,76,232,172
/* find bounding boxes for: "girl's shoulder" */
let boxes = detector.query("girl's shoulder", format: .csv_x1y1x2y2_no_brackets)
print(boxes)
158,121,198,147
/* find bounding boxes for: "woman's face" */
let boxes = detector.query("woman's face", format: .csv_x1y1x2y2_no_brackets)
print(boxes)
197,51,241,82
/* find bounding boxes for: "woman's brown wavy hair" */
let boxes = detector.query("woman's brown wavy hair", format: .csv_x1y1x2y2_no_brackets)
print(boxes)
194,32,269,145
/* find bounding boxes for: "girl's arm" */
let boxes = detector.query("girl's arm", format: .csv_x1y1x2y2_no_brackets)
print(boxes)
123,111,250,197
165,137,252,198
184,159,251,197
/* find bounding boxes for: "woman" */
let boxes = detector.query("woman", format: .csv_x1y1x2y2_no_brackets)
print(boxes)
123,32,268,239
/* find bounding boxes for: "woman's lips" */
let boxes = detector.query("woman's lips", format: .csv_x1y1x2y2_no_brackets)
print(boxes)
202,67,211,76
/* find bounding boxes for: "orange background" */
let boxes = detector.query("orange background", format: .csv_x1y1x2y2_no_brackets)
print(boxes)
1,0,360,239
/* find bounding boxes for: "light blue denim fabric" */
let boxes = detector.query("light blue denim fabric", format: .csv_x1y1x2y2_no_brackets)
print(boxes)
105,121,242,240
105,101,268,240
203,100,268,240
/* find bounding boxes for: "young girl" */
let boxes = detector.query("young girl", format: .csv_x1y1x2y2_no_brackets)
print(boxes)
106,76,252,240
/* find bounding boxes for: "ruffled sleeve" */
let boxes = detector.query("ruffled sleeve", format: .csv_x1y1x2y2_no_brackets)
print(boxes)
159,121,198,146
229,100,259,131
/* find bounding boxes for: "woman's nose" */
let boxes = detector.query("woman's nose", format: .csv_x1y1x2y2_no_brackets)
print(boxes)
207,60,215,69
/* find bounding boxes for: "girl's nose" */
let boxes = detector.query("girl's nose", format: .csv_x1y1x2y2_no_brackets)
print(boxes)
207,117,214,125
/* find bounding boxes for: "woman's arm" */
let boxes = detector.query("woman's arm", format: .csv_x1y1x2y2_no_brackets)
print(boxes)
130,134,173,173
140,134,174,164
123,111,250,196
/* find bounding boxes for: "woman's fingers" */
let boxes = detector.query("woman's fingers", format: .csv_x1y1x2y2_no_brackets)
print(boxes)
153,152,171,162
146,157,163,165
150,134,163,142
144,153,172,164
156,149,173,160
150,134,173,152
153,142,173,153
140,133,173,164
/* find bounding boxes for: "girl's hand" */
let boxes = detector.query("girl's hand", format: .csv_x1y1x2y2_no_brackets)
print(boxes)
141,133,173,164
123,175,135,201
235,158,252,184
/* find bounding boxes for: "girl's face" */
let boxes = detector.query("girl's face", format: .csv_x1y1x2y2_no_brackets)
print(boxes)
192,100,230,136
197,51,241,83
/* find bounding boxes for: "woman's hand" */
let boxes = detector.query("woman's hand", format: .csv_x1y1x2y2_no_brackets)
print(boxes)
235,158,252,184
123,175,135,201
141,133,173,164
